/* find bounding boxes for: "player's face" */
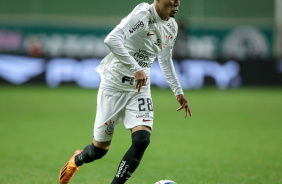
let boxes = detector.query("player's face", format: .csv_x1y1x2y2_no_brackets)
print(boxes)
155,0,180,21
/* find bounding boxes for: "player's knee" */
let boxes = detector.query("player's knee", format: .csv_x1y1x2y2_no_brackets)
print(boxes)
132,130,151,151
82,143,108,163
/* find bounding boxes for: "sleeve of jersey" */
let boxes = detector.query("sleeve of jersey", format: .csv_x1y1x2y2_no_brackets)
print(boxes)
104,6,147,74
104,27,142,74
116,4,147,38
158,47,184,96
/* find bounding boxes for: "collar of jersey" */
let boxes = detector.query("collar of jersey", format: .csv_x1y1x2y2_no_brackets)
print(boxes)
150,4,170,24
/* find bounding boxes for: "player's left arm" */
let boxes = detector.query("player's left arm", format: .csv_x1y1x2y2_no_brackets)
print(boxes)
158,47,192,118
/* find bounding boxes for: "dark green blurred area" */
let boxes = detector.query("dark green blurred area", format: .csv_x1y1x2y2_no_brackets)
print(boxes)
0,0,274,28
0,0,273,18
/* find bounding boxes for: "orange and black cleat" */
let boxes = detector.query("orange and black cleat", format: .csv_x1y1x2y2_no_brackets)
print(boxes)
59,150,82,184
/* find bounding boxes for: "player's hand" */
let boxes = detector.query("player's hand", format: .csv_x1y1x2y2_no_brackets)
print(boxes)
176,94,192,118
134,70,148,92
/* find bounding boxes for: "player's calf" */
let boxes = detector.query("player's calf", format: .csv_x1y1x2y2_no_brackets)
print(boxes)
111,130,151,184
75,143,108,166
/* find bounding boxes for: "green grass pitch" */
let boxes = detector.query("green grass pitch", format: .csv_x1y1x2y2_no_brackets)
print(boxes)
0,85,281,184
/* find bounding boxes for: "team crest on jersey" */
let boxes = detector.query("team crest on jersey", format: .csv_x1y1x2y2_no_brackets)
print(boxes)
105,120,115,135
163,34,173,48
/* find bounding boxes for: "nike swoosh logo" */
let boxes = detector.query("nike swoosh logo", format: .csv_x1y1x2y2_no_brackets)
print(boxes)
142,119,152,122
147,32,155,36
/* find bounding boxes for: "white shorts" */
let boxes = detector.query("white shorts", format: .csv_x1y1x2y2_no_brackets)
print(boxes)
93,88,154,142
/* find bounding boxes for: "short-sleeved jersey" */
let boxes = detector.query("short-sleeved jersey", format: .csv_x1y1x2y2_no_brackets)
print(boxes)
96,3,178,93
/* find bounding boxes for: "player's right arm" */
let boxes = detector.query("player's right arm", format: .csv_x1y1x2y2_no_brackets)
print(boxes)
104,27,147,92
104,3,150,92
104,28,142,74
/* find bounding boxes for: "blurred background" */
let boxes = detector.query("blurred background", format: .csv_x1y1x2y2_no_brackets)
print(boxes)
0,0,281,184
0,0,281,88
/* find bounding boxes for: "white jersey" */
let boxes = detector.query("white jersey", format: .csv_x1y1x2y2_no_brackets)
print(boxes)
96,3,183,95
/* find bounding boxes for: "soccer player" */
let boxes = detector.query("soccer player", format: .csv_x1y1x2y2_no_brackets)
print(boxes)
59,0,191,183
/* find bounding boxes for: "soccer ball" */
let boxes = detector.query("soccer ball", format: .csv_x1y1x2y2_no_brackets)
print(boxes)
155,180,177,184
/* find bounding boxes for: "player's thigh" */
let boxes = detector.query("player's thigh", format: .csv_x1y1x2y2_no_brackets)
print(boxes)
94,89,128,142
123,92,154,130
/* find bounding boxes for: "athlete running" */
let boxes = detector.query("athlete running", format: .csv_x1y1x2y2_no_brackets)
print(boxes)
59,0,191,183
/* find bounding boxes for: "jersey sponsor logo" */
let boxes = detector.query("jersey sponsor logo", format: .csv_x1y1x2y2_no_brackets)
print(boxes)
129,21,144,34
134,49,154,57
167,23,176,34
147,32,155,36
122,76,135,85
154,39,161,46
136,113,153,119
105,120,115,135
148,18,157,25
133,49,154,68
137,60,153,68
148,9,156,23
121,76,149,86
